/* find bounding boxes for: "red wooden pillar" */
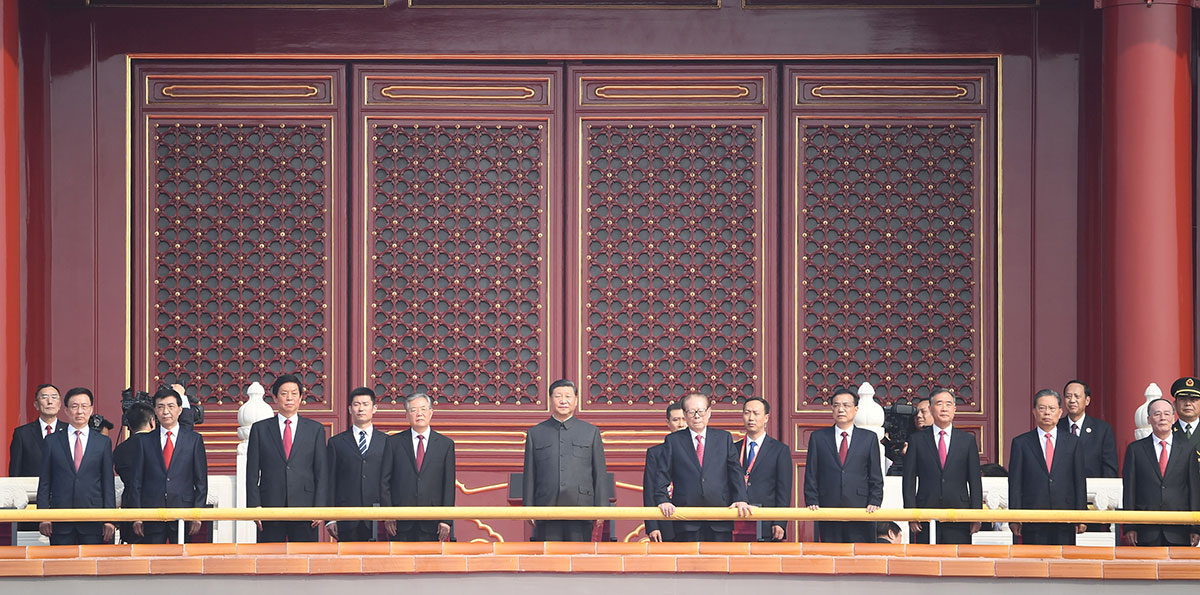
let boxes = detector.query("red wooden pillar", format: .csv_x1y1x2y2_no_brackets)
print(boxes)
1100,0,1193,449
0,0,17,475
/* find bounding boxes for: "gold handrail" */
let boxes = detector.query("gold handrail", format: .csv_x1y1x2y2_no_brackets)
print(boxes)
4,507,1200,524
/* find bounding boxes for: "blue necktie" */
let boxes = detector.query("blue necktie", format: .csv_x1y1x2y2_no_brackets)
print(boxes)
358,430,368,458
746,441,757,468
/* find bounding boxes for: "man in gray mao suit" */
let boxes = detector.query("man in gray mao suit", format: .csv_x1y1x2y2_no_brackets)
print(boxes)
522,379,607,541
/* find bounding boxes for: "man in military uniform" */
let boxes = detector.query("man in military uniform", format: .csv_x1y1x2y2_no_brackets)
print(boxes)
1171,377,1200,453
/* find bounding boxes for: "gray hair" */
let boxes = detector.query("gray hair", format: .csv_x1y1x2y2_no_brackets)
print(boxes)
403,392,432,411
1033,388,1061,407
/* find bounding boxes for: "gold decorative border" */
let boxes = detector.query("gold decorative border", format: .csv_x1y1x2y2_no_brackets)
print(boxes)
363,76,553,107
379,85,537,101
809,84,969,99
161,84,321,99
593,84,751,100
579,76,766,107
145,75,335,106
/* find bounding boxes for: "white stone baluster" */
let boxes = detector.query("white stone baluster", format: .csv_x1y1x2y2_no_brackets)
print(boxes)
235,381,273,543
1133,382,1160,441
854,381,888,478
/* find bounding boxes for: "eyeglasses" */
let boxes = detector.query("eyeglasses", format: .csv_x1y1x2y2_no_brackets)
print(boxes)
831,404,855,411
66,403,91,411
683,408,708,418
407,406,431,414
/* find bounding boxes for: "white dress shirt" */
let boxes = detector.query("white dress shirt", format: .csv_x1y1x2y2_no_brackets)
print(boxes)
1037,426,1058,460
1067,413,1087,436
278,413,299,440
160,423,180,449
411,427,430,454
354,424,375,452
933,423,953,451
833,425,853,451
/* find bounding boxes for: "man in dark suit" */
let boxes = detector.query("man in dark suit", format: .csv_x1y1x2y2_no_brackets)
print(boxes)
126,387,208,544
326,387,392,542
734,396,793,542
246,374,329,543
1009,388,1087,545
10,384,66,533
803,387,884,543
113,402,155,543
1057,380,1118,479
1170,377,1200,452
644,402,686,542
523,379,607,541
1123,397,1200,546
36,387,116,545
9,384,67,477
902,387,982,544
387,392,456,542
653,392,752,542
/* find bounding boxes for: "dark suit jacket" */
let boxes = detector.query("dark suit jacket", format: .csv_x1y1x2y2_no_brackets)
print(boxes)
642,442,673,540
126,427,208,509
902,426,982,510
388,429,455,532
1058,415,1118,478
246,415,329,508
1173,422,1200,454
803,426,884,508
9,419,67,477
36,427,115,535
523,417,607,507
1122,435,1200,544
113,431,152,509
328,427,392,536
1008,429,1086,511
652,427,748,533
734,434,794,531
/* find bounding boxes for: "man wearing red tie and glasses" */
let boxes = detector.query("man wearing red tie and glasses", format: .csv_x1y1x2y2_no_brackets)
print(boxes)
902,388,982,544
36,387,116,544
1008,388,1087,545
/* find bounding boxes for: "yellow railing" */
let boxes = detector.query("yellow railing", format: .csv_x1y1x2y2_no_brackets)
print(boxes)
4,507,1200,524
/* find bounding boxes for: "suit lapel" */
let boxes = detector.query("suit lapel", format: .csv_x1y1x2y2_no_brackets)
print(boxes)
268,416,288,461
399,430,418,473
58,427,75,471
153,431,168,472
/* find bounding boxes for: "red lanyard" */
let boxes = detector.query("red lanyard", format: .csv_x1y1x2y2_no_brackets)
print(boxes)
739,438,760,484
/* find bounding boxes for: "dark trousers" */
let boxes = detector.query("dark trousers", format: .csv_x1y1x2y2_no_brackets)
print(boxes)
909,521,972,545
535,520,591,542
1020,523,1075,546
50,523,105,545
674,524,733,542
258,520,317,543
335,521,378,542
816,520,875,543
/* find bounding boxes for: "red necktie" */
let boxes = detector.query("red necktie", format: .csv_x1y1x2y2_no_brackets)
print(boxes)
283,419,293,459
73,430,83,471
45,424,52,437
163,430,175,471
1044,433,1054,473
838,431,849,465
1159,440,1169,476
416,434,425,471
695,435,704,468
938,430,948,468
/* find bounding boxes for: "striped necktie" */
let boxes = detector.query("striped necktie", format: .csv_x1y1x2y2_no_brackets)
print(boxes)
358,430,368,457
